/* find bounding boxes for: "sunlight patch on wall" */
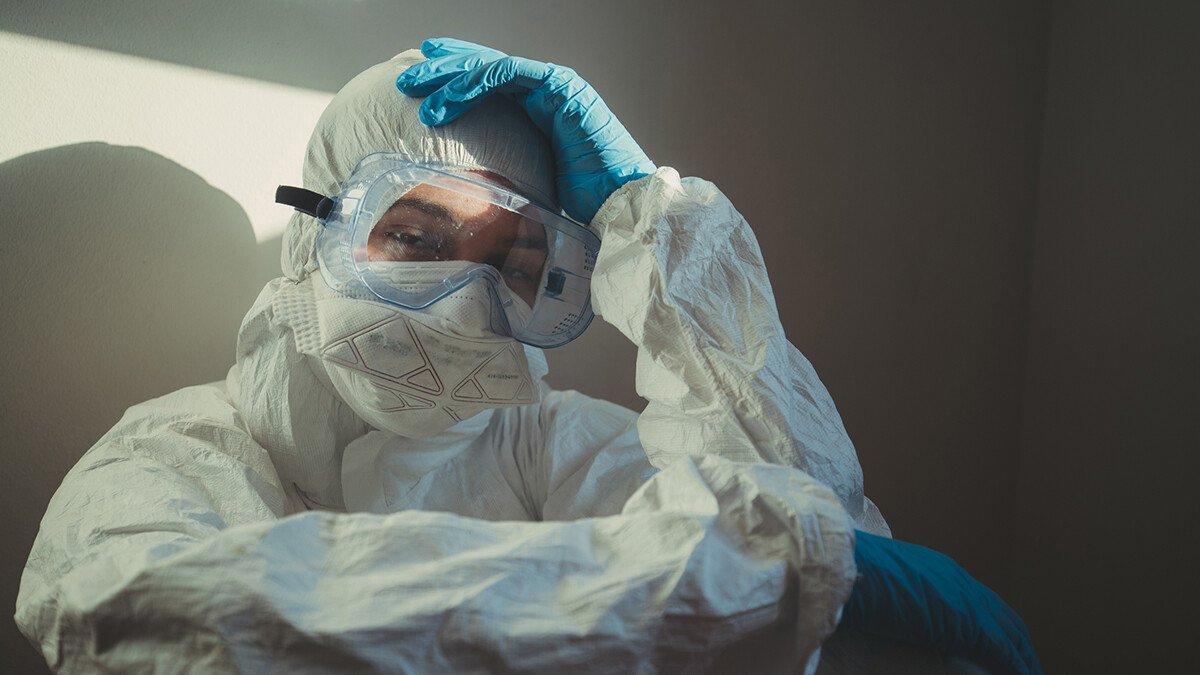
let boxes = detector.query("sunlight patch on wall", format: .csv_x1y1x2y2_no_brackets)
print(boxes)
0,31,333,242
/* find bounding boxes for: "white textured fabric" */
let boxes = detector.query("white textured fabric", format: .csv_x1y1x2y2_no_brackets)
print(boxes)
16,50,889,673
306,265,546,441
591,169,890,534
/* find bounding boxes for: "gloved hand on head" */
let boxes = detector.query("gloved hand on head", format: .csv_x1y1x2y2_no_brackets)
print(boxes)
396,37,657,224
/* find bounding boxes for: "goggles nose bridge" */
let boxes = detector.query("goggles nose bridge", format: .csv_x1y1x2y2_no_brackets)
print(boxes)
445,262,506,297
410,263,509,304
376,264,520,340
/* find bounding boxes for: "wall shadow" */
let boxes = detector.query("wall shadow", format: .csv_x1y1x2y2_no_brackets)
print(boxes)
0,142,282,672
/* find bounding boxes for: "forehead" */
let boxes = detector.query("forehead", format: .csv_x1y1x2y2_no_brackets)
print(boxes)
399,170,520,221
379,169,548,245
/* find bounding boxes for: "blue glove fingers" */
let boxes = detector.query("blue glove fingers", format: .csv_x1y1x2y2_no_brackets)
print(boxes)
548,92,655,219
419,37,504,59
977,596,1042,674
396,38,508,97
937,556,1040,674
397,52,506,97
523,66,597,146
539,72,649,171
399,38,655,224
418,57,550,126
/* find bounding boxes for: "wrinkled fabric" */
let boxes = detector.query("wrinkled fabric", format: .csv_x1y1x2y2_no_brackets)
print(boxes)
17,49,889,673
592,168,890,534
307,266,545,441
17,386,856,672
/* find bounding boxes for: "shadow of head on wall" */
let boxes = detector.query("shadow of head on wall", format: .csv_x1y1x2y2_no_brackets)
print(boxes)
0,142,282,462
0,142,283,674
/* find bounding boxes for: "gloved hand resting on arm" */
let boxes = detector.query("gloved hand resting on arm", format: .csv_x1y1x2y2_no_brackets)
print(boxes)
840,530,1043,675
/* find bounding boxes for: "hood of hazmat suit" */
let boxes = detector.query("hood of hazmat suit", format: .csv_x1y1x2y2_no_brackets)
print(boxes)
17,49,891,674
237,48,563,511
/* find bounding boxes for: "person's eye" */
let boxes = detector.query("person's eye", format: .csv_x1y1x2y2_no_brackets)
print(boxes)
387,230,436,251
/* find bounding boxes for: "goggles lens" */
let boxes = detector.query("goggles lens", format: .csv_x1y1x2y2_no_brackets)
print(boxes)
283,155,599,348
364,180,550,308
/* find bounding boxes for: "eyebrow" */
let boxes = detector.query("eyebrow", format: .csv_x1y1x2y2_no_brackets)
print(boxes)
387,196,455,223
386,197,548,250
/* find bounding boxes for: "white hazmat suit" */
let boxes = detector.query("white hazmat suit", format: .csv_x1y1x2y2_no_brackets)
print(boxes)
17,50,890,673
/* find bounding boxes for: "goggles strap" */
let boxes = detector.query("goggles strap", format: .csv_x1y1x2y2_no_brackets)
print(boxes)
275,185,334,220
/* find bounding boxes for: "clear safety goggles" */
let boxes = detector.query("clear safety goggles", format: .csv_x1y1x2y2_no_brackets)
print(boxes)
276,153,599,348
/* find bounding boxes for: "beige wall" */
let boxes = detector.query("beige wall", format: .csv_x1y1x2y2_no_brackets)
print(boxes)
6,2,1192,673
1011,3,1200,672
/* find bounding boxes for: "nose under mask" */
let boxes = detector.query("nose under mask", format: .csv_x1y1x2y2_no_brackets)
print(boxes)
309,264,547,438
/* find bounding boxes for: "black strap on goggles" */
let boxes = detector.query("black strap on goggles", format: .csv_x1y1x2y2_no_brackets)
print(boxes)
275,185,334,220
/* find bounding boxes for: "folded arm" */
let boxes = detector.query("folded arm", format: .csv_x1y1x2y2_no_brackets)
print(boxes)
18,383,855,673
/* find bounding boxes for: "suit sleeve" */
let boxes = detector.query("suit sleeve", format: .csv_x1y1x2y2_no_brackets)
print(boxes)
588,168,890,534
17,382,855,673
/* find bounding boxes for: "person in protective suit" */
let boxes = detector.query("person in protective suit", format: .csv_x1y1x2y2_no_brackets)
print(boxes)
16,39,1039,674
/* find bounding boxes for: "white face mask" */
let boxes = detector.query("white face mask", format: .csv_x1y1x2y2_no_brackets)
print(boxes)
309,265,547,438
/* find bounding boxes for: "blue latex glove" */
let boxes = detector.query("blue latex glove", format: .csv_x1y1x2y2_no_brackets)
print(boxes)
842,530,1042,675
396,37,657,224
